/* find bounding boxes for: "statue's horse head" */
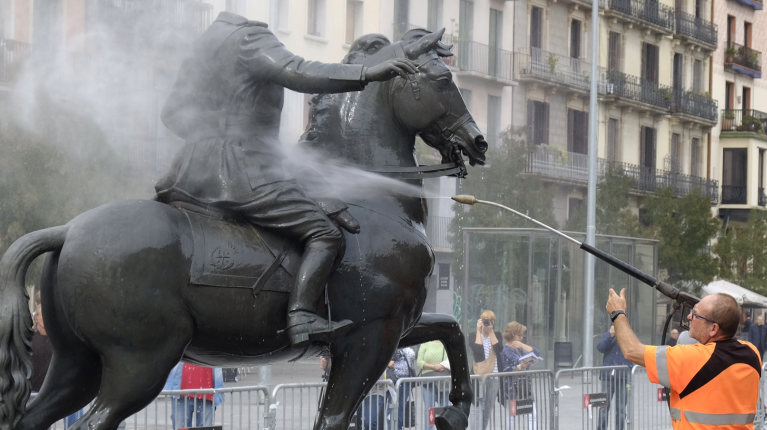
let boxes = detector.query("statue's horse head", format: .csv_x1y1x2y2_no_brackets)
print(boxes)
302,29,487,172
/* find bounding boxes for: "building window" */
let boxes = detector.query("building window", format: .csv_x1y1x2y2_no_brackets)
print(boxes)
673,53,683,90
570,19,581,60
744,21,752,48
346,1,363,44
394,0,410,38
670,133,682,173
487,95,502,148
693,60,702,93
307,0,326,38
722,148,748,204
489,9,503,76
725,81,734,110
727,15,735,45
642,43,659,83
607,118,621,162
567,109,588,155
226,0,247,14
743,86,751,110
527,100,550,145
640,126,657,170
691,137,702,177
608,32,622,72
530,7,543,49
271,0,290,30
459,88,473,111
568,198,582,220
427,0,444,32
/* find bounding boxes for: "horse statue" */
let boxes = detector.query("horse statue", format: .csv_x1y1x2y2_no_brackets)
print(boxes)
0,29,487,430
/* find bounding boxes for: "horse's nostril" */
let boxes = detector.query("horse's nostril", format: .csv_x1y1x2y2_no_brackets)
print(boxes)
476,136,488,153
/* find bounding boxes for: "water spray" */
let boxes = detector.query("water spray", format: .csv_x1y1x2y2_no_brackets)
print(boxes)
451,194,700,309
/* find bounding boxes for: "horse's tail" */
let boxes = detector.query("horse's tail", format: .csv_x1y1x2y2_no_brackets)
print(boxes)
0,225,68,430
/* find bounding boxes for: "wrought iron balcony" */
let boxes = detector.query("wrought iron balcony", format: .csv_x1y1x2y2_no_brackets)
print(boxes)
0,39,33,83
720,109,767,134
725,43,762,78
674,11,717,48
442,34,514,83
721,185,747,205
672,90,718,123
515,48,597,92
426,216,454,250
607,0,675,33
525,146,719,203
602,69,673,111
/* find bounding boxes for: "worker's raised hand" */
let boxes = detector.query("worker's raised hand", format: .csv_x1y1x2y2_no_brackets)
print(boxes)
606,288,627,314
365,58,418,82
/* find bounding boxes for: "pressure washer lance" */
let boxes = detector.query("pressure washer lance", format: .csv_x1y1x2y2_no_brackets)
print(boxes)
451,195,700,309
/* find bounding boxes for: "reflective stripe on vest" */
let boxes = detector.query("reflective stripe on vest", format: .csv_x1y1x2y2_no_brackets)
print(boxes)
655,345,670,388
669,408,756,425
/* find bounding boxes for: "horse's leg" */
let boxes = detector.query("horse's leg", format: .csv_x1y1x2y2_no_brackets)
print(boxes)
69,313,193,430
317,318,403,430
15,255,102,430
398,313,473,430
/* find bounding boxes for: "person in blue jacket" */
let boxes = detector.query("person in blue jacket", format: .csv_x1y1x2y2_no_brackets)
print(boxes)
164,362,225,429
596,324,633,430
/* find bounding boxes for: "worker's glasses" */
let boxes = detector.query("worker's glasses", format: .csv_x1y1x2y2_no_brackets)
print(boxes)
691,308,717,325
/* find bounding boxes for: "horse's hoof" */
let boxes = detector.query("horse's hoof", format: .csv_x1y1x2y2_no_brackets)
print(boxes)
435,405,469,430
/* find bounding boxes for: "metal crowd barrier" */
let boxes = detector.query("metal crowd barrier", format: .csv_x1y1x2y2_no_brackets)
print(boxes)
39,361,767,430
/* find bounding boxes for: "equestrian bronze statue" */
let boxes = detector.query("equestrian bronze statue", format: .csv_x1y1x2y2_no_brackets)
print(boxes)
0,17,487,430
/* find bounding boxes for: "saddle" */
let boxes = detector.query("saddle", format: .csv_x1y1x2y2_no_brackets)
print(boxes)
171,202,302,295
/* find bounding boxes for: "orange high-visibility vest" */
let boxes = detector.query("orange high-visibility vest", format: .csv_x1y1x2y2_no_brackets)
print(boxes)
645,339,761,430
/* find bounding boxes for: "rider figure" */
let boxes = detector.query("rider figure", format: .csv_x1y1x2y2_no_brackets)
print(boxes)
156,12,416,347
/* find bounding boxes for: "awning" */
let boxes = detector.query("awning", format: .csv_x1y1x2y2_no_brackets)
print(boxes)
703,280,767,308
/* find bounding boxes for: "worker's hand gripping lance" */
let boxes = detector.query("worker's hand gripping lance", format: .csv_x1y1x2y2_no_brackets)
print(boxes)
452,195,700,332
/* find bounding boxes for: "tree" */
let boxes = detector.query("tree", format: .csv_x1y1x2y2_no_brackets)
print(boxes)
448,126,557,278
564,166,646,238
641,187,720,291
713,210,767,295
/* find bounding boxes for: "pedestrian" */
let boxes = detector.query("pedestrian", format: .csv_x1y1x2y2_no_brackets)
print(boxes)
500,322,541,430
417,340,450,430
748,315,767,359
164,362,225,429
667,329,679,346
469,311,503,430
606,289,761,430
386,347,417,430
596,324,632,430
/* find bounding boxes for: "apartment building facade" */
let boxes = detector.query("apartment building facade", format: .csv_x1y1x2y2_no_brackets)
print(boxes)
712,0,767,223
511,0,720,224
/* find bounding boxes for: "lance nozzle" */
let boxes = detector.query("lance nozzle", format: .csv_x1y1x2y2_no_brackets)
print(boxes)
451,195,478,205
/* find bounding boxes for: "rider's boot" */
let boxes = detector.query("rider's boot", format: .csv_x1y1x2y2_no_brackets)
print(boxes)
286,248,353,348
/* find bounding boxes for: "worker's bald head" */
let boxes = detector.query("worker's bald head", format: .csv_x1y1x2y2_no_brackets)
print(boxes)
707,293,740,338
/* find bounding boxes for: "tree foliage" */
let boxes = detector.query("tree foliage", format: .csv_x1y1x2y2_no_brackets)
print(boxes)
642,188,720,291
0,99,143,284
713,210,767,295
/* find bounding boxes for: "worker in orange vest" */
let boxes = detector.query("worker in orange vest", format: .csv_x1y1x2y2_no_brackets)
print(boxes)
606,290,761,430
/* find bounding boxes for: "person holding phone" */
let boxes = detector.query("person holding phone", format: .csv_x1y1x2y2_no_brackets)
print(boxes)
469,310,503,430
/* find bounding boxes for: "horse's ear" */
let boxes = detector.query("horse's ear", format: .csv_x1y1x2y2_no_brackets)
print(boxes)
404,28,453,59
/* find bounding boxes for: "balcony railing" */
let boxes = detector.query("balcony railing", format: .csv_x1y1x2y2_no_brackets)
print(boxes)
725,43,762,77
602,69,673,110
393,22,420,41
426,216,454,250
720,109,767,134
1,39,33,83
672,90,718,123
607,0,675,33
442,34,514,82
525,146,719,202
515,48,600,92
675,11,717,47
722,185,747,204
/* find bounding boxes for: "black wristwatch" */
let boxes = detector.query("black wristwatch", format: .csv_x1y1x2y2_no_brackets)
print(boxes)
610,310,626,322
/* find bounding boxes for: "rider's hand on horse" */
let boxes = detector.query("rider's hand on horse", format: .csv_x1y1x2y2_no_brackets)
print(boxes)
333,209,361,234
365,58,418,82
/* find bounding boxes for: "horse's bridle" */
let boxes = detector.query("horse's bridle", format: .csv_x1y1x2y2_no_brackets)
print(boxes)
364,44,469,180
